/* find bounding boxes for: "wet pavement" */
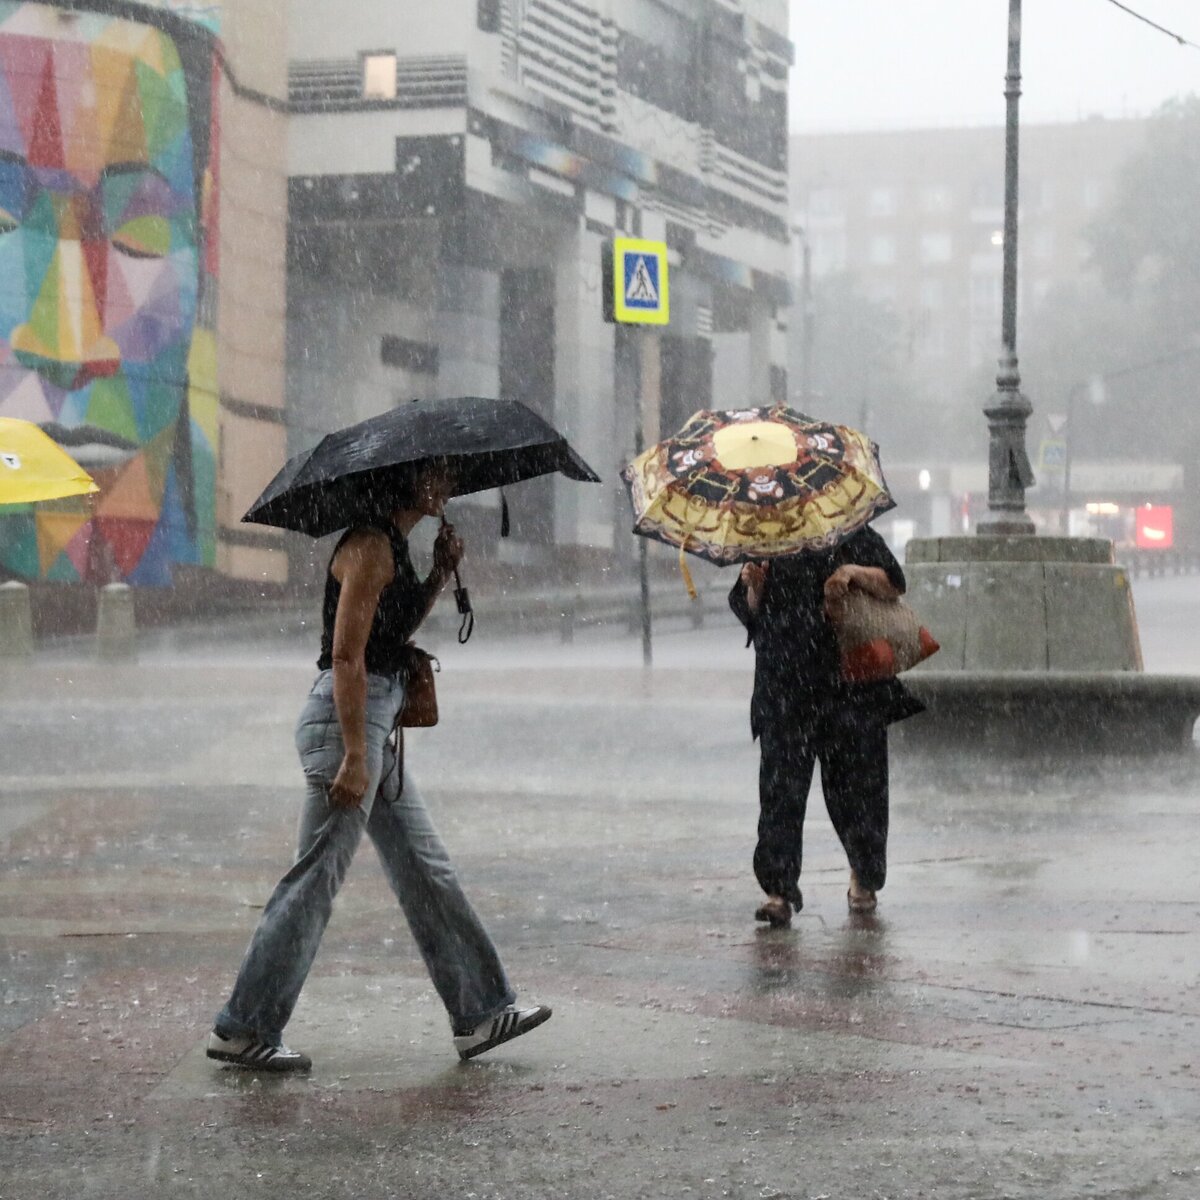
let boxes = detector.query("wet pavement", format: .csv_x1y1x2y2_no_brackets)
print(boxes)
2,575,1199,1199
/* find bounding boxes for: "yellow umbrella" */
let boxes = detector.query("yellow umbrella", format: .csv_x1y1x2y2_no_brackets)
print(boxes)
622,406,895,596
0,417,99,506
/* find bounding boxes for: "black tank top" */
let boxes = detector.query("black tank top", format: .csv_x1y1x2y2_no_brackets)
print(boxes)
317,525,426,676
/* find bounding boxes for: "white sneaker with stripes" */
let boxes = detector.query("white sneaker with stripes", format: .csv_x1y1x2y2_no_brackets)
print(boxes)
206,1030,312,1072
453,1003,552,1061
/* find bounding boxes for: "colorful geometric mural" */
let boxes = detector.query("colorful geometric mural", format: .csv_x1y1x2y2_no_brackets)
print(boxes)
0,0,219,585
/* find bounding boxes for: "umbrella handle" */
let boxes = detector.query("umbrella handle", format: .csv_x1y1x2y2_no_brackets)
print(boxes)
453,564,474,643
441,513,474,643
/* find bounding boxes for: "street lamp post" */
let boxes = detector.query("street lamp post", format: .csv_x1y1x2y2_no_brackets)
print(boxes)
978,0,1036,536
898,0,1200,746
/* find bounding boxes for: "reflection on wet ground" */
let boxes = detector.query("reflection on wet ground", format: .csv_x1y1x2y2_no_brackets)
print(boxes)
2,579,1199,1197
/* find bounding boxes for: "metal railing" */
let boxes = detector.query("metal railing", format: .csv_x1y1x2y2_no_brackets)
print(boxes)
1122,550,1200,578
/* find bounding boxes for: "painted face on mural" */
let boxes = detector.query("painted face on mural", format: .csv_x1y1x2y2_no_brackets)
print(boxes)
0,1,214,584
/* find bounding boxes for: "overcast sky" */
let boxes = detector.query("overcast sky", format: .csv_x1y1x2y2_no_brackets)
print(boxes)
789,0,1200,131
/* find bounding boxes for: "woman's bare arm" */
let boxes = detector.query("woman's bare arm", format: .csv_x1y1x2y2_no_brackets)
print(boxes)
329,531,393,808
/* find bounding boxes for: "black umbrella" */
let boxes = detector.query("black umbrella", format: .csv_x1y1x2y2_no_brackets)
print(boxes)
244,397,600,538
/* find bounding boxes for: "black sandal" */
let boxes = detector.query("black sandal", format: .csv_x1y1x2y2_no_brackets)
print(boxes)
754,896,792,927
848,872,877,913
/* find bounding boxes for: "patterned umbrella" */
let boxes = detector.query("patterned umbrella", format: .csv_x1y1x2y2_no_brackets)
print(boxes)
622,406,894,594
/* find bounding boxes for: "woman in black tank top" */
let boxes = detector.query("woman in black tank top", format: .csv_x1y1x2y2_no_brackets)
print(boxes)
209,464,552,1071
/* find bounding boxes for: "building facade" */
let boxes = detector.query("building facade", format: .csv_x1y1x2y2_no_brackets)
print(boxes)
0,0,288,589
287,0,792,570
790,118,1149,407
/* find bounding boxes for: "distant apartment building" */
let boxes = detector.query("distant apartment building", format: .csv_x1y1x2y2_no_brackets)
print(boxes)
286,0,792,566
790,118,1148,406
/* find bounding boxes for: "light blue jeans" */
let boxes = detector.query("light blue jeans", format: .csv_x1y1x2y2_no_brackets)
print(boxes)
215,670,515,1044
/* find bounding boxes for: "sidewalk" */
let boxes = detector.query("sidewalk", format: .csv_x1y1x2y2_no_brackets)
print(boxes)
2,635,1199,1198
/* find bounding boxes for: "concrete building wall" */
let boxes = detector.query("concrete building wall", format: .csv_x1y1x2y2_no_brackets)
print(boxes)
288,0,474,61
215,0,289,585
286,0,793,572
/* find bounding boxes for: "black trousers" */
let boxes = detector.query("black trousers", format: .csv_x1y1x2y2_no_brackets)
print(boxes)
755,714,889,904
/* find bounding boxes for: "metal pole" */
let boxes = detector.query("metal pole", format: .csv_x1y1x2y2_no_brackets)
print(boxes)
638,328,657,667
978,0,1036,536
633,421,652,669
1061,383,1078,535
619,324,657,672
801,235,813,404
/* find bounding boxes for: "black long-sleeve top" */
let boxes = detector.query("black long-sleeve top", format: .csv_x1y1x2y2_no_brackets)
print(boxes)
729,526,924,739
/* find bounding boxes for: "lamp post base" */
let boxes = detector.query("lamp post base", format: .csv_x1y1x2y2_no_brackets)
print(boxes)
893,535,1200,752
976,516,1035,537
905,535,1140,672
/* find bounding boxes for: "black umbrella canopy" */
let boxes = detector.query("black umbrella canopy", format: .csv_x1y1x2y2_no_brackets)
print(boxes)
244,397,600,538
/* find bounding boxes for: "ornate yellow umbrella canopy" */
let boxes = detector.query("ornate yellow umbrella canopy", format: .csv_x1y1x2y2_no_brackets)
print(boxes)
622,406,895,593
0,418,99,506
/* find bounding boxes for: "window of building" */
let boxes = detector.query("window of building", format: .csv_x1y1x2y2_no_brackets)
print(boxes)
971,177,1003,209
363,53,398,101
969,324,999,369
477,0,501,33
868,234,896,266
807,188,842,219
920,323,947,357
921,185,952,213
868,281,897,307
970,272,1002,319
381,335,438,373
920,233,953,264
811,229,847,275
1032,230,1054,260
869,186,897,217
920,279,944,310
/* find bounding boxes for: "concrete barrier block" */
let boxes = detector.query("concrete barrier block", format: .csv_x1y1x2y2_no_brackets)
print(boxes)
963,562,1049,670
906,564,969,670
1044,563,1142,672
0,580,33,658
906,536,1112,565
96,583,137,662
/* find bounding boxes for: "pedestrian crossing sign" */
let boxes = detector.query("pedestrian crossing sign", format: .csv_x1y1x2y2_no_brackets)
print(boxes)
608,237,670,325
1039,438,1067,470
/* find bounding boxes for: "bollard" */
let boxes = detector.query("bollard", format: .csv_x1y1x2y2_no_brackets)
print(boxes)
0,580,33,658
96,582,137,662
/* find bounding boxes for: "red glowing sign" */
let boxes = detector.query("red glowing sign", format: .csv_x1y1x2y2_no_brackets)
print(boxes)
1135,506,1174,550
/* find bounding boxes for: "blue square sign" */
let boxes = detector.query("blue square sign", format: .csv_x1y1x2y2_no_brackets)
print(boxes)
612,237,669,325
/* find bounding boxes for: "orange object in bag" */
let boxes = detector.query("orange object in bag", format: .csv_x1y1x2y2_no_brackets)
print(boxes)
829,590,940,683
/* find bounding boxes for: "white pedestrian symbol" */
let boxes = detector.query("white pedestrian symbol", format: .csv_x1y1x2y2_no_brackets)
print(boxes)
626,256,658,304
1,452,19,470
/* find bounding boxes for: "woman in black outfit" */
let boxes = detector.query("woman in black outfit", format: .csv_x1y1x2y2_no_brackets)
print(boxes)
729,525,924,925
